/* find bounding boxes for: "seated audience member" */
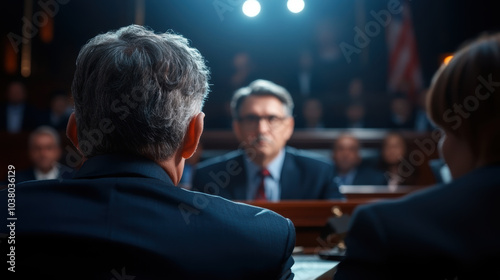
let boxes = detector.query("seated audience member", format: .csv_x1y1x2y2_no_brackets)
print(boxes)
0,80,40,133
0,25,295,279
331,133,387,186
296,97,325,129
342,101,367,128
388,94,416,130
40,90,73,131
334,33,500,279
377,132,418,186
346,77,364,102
193,79,343,201
287,49,315,104
16,126,74,183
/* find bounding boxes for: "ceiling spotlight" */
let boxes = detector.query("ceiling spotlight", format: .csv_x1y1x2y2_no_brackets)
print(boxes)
242,0,261,17
287,0,305,13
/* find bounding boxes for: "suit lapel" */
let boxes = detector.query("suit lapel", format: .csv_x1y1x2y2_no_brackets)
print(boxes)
280,149,301,200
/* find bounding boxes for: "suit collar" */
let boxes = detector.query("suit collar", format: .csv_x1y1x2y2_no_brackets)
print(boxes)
73,153,174,185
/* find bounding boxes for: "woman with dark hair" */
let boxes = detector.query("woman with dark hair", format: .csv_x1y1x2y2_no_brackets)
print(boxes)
334,32,500,279
378,131,418,186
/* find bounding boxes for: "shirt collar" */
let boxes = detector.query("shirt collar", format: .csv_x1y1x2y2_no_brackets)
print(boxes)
34,165,60,180
335,168,357,186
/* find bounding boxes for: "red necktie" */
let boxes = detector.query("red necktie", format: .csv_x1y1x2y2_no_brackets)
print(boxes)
255,168,270,201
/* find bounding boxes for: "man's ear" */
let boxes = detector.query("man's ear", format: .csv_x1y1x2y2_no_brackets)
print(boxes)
181,112,205,159
66,112,79,149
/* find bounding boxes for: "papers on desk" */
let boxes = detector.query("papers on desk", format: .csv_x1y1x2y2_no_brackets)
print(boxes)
292,254,339,280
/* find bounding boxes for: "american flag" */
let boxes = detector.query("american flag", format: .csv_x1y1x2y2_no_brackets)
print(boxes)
386,1,423,102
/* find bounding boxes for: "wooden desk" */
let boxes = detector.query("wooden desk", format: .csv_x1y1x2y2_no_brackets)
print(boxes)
241,199,380,247
340,185,430,199
241,188,429,248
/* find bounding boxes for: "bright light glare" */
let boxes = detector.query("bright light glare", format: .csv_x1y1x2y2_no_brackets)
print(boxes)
242,0,261,17
443,55,453,65
287,0,305,13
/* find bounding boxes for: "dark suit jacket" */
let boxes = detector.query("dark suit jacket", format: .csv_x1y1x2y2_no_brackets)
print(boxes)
332,165,388,186
334,164,500,280
15,165,75,183
192,146,344,200
0,103,41,132
0,154,295,280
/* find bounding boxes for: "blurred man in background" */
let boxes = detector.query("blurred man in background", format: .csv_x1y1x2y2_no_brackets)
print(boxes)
0,80,40,133
332,133,387,186
41,90,73,132
193,79,343,201
16,126,73,183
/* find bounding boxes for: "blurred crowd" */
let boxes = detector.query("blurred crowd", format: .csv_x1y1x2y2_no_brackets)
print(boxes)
1,80,73,134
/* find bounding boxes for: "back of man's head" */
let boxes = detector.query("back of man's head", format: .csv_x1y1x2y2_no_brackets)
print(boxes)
72,24,209,161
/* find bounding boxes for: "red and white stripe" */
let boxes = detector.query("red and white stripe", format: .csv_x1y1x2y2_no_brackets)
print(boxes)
386,1,423,102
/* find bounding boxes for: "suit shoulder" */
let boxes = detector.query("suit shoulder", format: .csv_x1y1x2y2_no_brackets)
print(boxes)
195,150,243,170
285,146,333,167
16,168,36,183
187,190,294,236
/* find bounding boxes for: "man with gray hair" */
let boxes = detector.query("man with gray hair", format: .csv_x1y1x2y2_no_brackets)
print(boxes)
193,79,343,201
2,25,295,279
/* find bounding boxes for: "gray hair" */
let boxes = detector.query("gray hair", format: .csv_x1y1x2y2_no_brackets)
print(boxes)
71,25,210,161
230,79,294,119
29,126,61,147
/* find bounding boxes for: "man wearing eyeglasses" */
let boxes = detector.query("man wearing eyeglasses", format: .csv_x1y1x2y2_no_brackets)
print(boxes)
193,79,344,201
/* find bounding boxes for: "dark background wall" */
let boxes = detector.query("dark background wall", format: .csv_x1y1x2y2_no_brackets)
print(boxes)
1,0,499,124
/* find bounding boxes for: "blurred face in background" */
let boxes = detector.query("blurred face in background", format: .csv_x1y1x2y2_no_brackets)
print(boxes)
333,135,361,174
303,99,323,126
346,103,365,123
233,95,294,166
51,95,69,115
391,97,412,120
29,133,62,173
6,82,27,104
348,78,363,98
382,134,407,165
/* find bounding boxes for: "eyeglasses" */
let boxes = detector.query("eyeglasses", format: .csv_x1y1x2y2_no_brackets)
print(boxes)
237,115,289,129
